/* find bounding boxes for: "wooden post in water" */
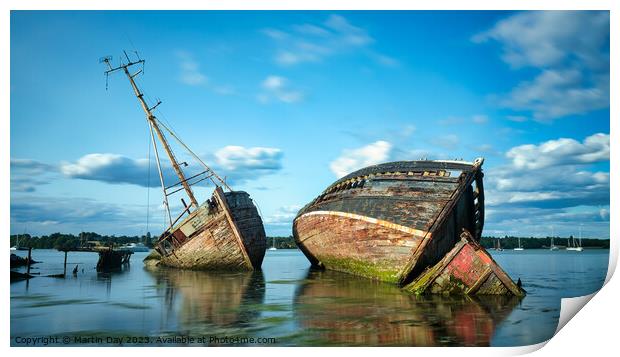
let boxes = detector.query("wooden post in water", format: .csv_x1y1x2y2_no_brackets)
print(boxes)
63,251,68,276
27,247,32,275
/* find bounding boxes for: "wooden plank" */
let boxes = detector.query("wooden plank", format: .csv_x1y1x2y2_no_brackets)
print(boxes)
396,170,478,285
214,187,254,270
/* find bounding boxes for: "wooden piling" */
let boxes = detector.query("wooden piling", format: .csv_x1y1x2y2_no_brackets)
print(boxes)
26,247,32,275
63,251,68,276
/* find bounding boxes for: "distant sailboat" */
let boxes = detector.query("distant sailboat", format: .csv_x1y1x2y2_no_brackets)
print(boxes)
549,227,559,251
567,226,584,251
10,229,29,251
268,237,277,251
514,237,524,251
494,238,504,251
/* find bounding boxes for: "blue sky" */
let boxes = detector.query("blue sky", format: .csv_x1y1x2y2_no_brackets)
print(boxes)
10,11,610,239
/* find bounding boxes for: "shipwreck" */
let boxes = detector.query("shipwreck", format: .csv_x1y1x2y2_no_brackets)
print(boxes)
293,159,524,296
102,52,266,270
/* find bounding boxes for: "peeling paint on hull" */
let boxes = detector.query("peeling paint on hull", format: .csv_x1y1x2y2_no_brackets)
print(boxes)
294,210,426,283
404,230,525,297
155,187,267,271
292,159,525,296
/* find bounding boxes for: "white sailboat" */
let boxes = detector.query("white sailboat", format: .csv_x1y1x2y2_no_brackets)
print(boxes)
268,237,277,251
495,238,503,251
549,226,559,251
514,236,524,251
567,226,584,251
10,229,29,251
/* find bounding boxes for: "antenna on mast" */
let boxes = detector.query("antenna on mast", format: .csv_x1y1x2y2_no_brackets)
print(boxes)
99,55,113,90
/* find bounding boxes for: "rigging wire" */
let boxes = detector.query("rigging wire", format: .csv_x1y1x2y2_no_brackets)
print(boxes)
155,118,231,191
146,124,152,237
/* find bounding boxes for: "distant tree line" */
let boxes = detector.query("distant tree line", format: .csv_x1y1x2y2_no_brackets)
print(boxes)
10,232,609,250
10,232,154,250
268,236,298,249
480,236,609,249
10,232,301,250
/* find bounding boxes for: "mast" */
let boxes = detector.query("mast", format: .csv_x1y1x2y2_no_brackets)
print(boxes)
551,226,554,248
102,53,198,208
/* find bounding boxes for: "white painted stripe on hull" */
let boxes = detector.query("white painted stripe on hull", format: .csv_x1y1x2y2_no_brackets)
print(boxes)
296,210,431,238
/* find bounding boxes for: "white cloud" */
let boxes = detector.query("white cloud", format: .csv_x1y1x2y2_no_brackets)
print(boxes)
60,153,157,186
264,205,302,226
293,23,330,37
506,133,609,170
262,28,289,40
214,146,282,171
436,134,460,150
474,11,609,120
259,75,303,103
11,195,161,236
484,133,610,212
484,205,609,239
60,146,284,188
329,140,392,178
501,69,609,120
177,51,208,86
472,114,489,124
473,11,609,69
262,75,285,90
263,14,394,68
324,14,374,46
176,51,235,95
11,158,55,173
506,115,528,122
11,158,58,192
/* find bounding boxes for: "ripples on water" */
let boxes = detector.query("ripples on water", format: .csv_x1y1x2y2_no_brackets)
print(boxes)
10,249,608,346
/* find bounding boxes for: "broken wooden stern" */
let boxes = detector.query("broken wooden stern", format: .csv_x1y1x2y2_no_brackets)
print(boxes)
404,230,525,297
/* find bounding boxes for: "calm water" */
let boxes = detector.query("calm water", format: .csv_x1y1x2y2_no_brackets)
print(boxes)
10,248,608,347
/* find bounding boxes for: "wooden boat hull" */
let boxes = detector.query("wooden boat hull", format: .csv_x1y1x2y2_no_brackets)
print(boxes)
404,230,525,296
156,187,266,270
294,160,485,285
293,211,425,283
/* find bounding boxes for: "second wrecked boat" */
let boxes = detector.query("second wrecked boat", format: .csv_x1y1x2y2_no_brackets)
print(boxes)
103,53,266,270
293,158,522,296
293,158,524,296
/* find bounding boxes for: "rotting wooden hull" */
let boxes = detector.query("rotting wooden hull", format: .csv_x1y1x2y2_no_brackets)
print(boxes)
404,230,525,297
155,187,266,270
293,160,485,285
293,211,425,283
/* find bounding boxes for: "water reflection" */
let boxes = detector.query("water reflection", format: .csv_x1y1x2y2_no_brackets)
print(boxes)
294,268,520,346
145,266,265,329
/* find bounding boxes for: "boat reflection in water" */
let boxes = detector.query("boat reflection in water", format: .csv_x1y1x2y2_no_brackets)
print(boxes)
145,266,265,330
294,268,520,346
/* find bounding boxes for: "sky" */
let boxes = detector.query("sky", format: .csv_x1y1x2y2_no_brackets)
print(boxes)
10,10,610,239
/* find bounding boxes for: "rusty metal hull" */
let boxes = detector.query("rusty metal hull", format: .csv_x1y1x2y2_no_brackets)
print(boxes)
404,230,525,296
294,160,485,285
157,187,266,270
